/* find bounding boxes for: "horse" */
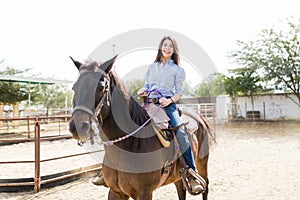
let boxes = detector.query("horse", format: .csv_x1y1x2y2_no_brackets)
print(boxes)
69,56,212,200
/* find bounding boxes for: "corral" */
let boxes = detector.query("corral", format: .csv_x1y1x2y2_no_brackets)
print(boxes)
1,120,299,199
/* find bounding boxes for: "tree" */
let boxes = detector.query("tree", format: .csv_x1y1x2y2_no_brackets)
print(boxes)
230,17,300,106
0,61,72,116
182,81,193,96
192,73,226,97
0,82,28,104
125,79,144,96
34,83,73,109
0,63,30,121
224,67,264,110
0,64,28,104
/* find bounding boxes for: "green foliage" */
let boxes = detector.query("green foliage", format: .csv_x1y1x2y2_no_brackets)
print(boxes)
192,73,226,97
125,79,144,96
33,83,72,109
0,65,23,76
182,81,193,96
0,81,28,104
0,64,28,104
229,17,300,106
229,67,263,95
0,61,72,108
223,67,265,106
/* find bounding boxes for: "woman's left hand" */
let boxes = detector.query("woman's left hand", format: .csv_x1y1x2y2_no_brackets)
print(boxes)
159,97,172,107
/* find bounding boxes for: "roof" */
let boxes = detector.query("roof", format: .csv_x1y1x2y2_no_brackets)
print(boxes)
0,75,73,85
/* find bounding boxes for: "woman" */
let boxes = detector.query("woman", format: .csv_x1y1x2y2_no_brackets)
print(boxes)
138,36,203,193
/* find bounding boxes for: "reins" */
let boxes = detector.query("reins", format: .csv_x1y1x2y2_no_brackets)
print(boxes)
100,91,161,146
101,108,157,146
100,89,163,145
74,73,162,146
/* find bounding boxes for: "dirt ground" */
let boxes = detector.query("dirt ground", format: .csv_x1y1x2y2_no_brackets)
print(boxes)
1,121,300,200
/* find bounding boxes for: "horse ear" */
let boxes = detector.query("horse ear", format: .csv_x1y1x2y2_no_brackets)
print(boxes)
69,56,82,70
100,55,118,73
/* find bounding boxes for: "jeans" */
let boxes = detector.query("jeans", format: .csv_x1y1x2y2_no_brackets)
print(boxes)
163,103,197,172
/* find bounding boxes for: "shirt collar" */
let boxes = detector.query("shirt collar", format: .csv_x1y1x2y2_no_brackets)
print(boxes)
167,59,175,65
159,59,175,65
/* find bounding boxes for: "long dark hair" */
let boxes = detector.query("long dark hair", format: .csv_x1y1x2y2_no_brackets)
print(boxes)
154,36,180,65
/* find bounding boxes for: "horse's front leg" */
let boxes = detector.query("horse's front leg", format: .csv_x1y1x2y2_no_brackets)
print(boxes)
108,189,129,200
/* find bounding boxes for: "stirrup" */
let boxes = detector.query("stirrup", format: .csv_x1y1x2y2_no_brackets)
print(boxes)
180,168,206,195
188,168,207,188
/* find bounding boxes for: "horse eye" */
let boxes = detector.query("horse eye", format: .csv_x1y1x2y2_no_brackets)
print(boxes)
99,81,106,87
98,81,107,93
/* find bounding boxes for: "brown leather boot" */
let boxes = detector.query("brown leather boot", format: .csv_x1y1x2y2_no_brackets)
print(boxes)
189,178,205,193
92,176,107,187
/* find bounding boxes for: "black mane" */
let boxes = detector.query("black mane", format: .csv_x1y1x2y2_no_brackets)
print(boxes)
109,71,150,126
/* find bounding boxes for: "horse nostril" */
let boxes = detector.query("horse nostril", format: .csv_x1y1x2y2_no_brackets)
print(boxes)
79,122,90,133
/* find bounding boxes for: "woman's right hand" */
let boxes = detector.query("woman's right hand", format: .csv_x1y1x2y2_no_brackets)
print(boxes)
137,87,147,95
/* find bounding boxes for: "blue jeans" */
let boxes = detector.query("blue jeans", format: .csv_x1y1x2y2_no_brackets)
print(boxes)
163,103,197,172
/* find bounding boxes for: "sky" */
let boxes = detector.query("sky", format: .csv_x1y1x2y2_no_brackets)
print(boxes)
1,0,300,85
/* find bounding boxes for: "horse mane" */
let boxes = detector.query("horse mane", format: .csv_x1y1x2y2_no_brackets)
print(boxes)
78,61,150,126
81,61,100,71
109,71,150,126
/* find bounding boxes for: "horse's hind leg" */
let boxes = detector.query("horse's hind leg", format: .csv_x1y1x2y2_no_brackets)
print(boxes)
196,155,209,200
202,178,209,200
108,190,129,200
174,180,186,200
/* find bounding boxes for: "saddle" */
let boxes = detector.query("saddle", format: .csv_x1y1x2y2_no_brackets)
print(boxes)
143,103,184,147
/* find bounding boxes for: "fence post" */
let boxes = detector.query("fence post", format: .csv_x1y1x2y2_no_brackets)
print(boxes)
58,115,61,136
27,116,30,138
34,118,41,193
213,107,216,140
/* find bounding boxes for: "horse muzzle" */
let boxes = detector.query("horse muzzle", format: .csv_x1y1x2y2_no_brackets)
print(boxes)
69,112,92,142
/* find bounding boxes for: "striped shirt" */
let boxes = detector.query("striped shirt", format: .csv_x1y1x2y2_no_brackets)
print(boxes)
144,59,186,98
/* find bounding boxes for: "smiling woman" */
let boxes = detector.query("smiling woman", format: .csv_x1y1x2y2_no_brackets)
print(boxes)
115,49,204,88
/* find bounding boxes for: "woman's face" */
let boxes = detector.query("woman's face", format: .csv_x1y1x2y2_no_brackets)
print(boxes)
161,39,174,60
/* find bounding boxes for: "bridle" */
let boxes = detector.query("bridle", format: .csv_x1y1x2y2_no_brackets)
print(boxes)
73,68,160,147
72,68,111,146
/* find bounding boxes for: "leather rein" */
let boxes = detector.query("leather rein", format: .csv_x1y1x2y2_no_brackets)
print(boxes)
73,70,159,146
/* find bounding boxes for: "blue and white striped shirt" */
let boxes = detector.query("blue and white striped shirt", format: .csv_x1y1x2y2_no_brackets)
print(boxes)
144,59,186,98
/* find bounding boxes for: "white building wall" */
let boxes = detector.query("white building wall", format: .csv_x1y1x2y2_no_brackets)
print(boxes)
235,94,300,120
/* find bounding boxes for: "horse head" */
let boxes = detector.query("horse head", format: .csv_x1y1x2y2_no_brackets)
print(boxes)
69,55,117,142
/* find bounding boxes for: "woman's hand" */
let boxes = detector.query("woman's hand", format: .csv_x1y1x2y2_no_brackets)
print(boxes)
137,87,147,96
159,97,172,107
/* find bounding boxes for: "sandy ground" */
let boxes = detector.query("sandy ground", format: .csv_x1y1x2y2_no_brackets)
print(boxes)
1,121,300,200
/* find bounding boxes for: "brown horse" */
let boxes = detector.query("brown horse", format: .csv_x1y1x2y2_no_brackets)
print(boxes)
69,56,212,200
